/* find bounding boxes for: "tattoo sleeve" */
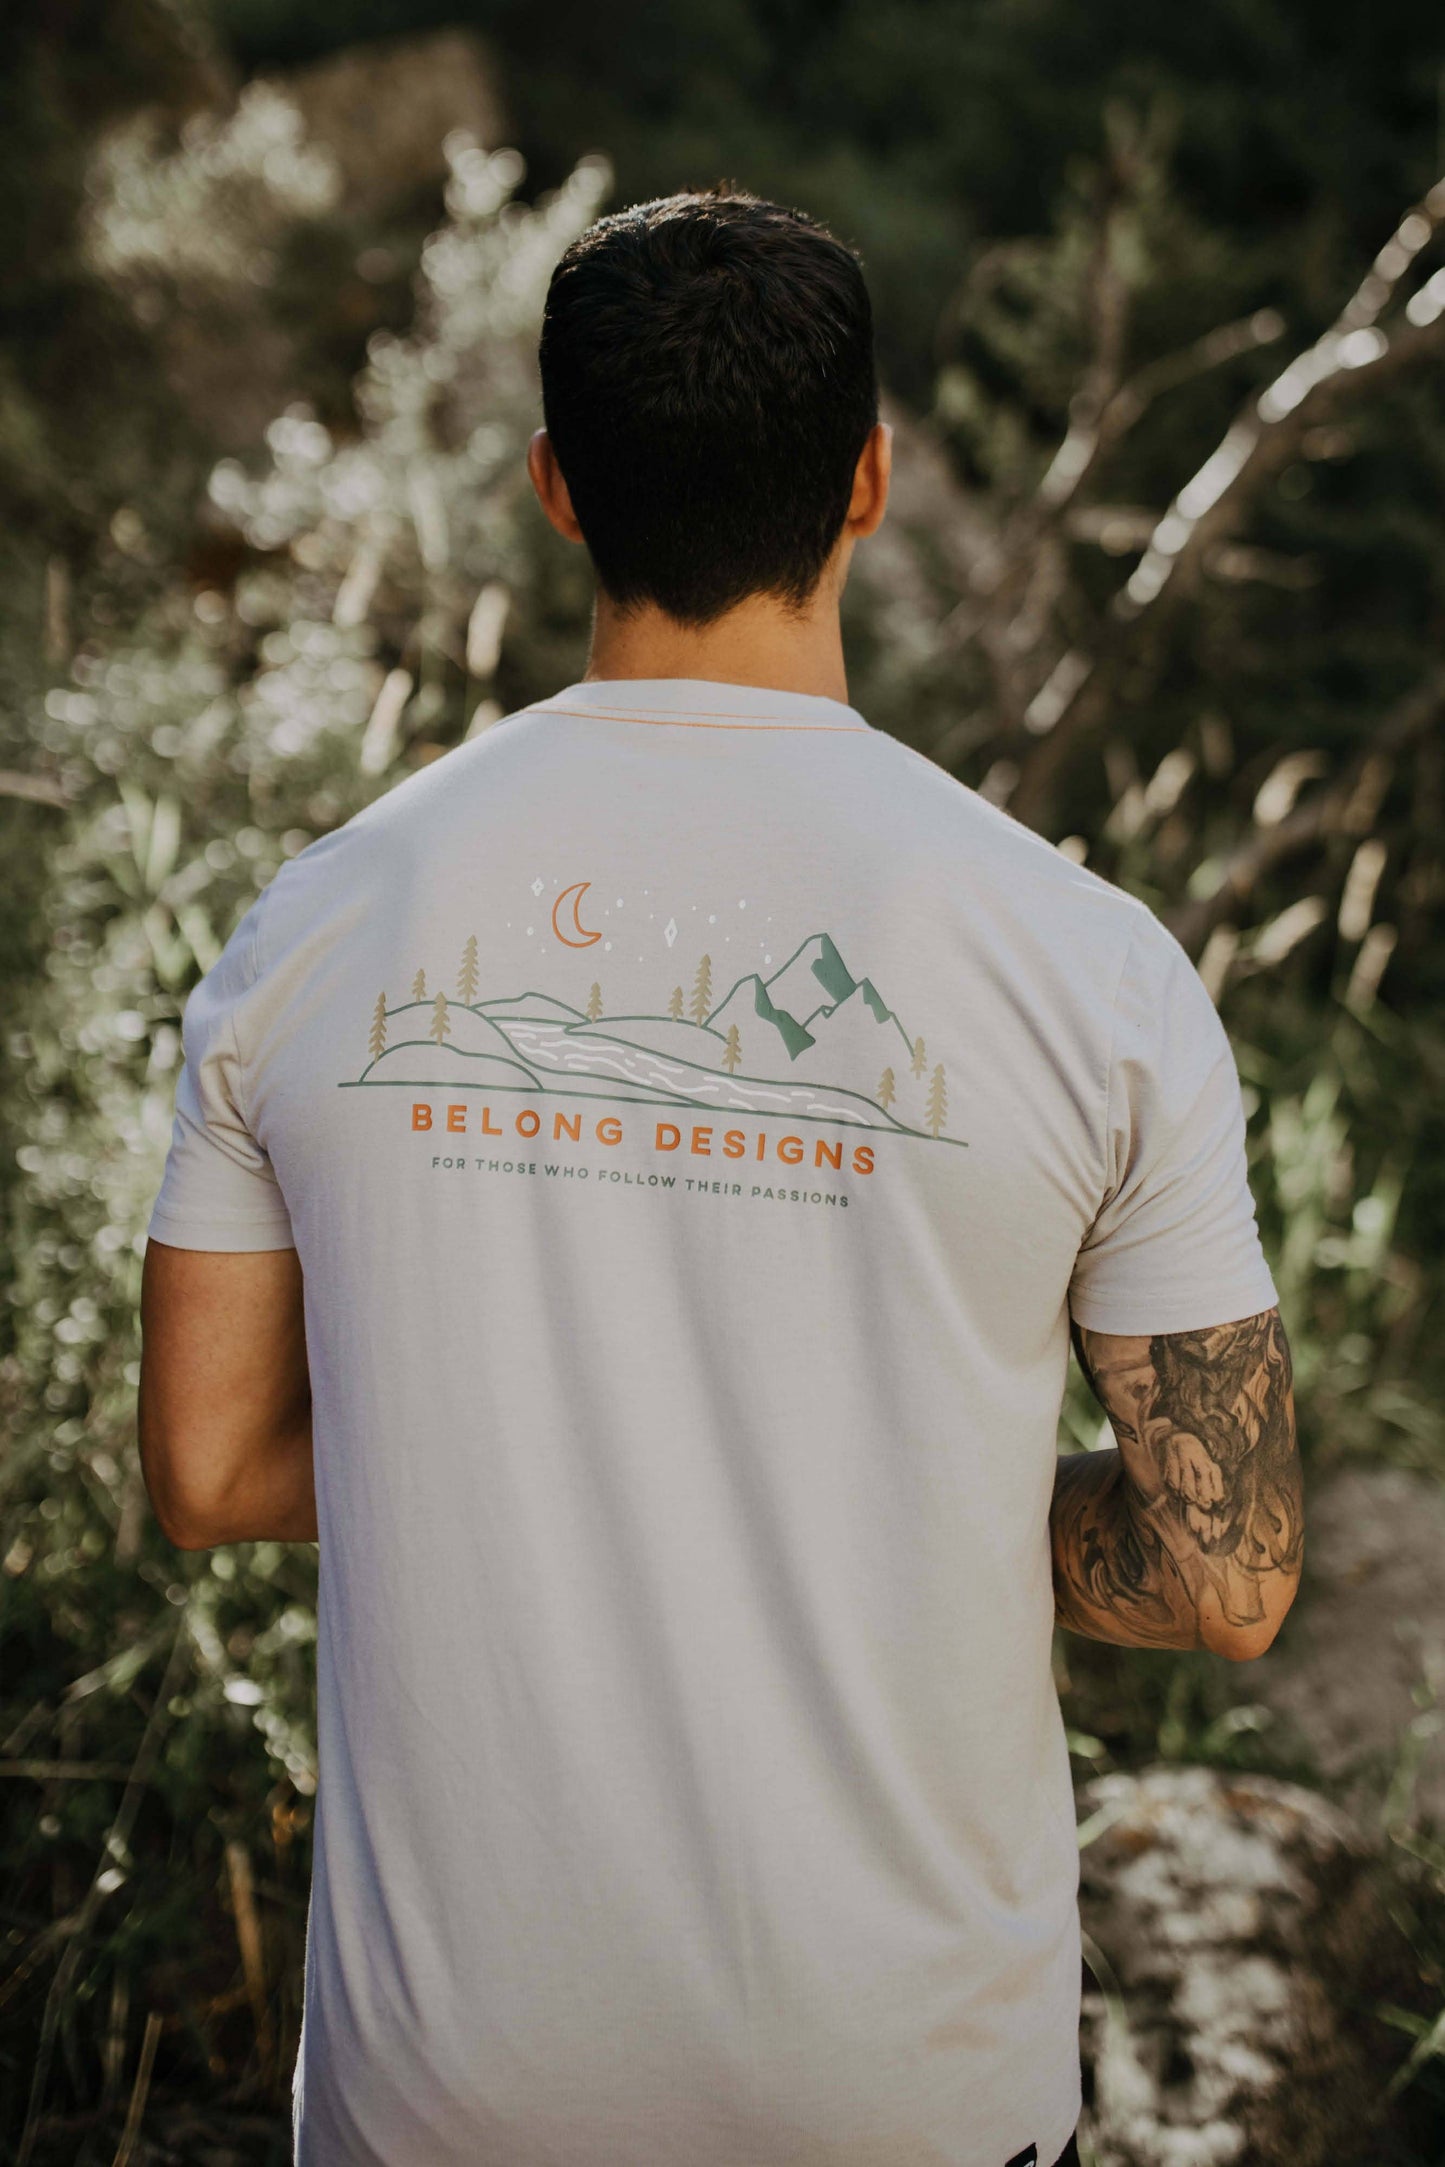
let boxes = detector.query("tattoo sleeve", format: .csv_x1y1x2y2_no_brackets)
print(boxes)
1050,1307,1304,1655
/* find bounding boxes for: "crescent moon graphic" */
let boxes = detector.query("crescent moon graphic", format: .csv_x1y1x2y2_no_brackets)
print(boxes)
551,879,602,948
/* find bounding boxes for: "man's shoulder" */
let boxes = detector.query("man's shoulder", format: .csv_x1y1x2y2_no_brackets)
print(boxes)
860,724,1160,941
267,711,533,882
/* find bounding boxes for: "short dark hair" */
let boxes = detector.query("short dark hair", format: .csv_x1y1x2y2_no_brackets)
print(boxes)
537,187,878,627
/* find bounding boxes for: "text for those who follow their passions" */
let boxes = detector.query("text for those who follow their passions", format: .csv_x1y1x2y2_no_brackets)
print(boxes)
409,1100,874,1209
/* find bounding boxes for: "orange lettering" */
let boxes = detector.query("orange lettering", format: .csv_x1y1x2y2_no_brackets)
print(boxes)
446,1105,466,1133
852,1144,875,1175
756,1131,767,1160
516,1108,541,1138
656,1123,682,1151
412,1103,433,1131
778,1135,804,1165
814,1137,842,1170
722,1129,746,1159
480,1106,502,1135
690,1126,713,1156
596,1117,623,1145
553,1110,581,1141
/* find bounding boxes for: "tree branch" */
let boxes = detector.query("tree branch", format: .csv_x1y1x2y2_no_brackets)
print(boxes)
1165,671,1445,955
1003,174,1445,827
0,770,67,809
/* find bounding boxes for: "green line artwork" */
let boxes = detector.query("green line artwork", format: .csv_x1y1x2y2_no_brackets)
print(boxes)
338,928,965,1145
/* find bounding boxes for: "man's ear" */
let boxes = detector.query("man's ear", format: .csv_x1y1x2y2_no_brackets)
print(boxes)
846,421,892,539
527,429,586,545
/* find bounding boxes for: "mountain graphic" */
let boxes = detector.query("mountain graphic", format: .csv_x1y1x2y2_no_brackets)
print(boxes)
343,930,961,1144
753,931,857,1026
707,933,914,1069
782,983,913,1092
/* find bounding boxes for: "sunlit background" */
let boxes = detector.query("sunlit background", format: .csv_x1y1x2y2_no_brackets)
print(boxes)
4,3,1445,2160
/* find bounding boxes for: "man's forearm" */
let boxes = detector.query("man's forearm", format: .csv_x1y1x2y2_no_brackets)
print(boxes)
1051,1310,1304,1658
1051,1447,1206,1652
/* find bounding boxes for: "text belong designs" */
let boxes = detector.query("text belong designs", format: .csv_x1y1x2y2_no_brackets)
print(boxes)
409,1099,876,1174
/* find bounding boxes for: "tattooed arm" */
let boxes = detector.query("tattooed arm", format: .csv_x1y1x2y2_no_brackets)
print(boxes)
1050,1307,1303,1659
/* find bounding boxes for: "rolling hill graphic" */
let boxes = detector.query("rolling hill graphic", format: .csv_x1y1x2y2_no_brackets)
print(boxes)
340,931,963,1144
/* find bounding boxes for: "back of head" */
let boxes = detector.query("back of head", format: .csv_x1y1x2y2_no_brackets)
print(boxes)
538,186,878,627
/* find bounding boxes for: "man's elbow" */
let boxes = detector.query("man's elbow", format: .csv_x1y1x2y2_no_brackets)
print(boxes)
155,1503,227,1551
138,1422,231,1551
144,1474,228,1551
1203,1577,1302,1662
1208,1621,1279,1663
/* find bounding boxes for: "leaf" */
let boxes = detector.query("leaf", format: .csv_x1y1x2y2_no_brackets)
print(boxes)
117,781,152,871
174,905,221,976
144,795,181,895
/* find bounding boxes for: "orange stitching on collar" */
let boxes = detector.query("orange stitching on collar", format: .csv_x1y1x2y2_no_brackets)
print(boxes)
526,703,869,733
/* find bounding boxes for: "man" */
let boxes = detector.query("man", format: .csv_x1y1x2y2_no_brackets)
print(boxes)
140,189,1303,2167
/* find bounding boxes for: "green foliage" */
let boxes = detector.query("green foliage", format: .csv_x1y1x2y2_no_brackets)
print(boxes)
0,0,219,759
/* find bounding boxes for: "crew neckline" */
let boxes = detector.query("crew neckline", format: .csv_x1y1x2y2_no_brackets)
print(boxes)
520,677,873,734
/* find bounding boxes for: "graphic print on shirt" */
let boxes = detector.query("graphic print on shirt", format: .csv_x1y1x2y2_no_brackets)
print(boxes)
339,880,965,1145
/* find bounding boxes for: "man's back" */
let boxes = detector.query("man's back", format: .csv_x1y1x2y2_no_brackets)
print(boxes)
148,673,1278,2167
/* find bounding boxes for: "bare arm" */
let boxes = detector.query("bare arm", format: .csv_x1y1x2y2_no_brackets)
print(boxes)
138,1242,317,1549
1051,1307,1303,1659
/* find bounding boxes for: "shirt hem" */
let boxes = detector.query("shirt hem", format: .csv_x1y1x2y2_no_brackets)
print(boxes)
1068,1275,1279,1336
1046,2087,1084,2167
146,1211,297,1253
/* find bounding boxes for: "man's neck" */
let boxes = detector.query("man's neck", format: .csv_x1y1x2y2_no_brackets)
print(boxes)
582,583,852,705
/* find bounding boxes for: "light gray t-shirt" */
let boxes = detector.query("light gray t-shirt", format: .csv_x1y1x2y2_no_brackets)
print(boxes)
149,675,1278,2167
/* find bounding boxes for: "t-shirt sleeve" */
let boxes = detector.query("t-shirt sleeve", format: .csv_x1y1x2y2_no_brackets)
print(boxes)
1067,916,1278,1336
146,890,296,1253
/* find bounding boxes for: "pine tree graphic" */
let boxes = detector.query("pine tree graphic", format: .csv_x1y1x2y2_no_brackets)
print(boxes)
690,954,713,1026
429,990,451,1046
722,1024,742,1074
412,967,428,1003
877,1065,896,1110
910,1035,927,1079
368,992,387,1062
586,982,603,1022
457,934,480,1005
667,985,684,1021
925,1063,948,1138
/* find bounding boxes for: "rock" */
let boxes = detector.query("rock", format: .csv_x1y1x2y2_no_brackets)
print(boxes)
1249,1464,1445,1821
274,29,506,218
1077,1766,1424,2167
